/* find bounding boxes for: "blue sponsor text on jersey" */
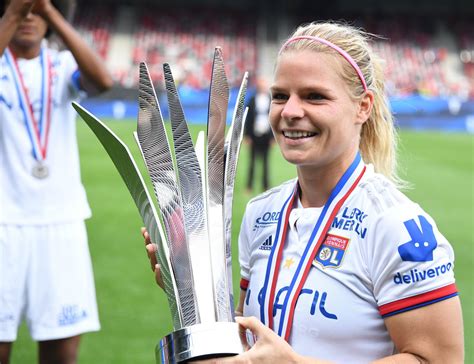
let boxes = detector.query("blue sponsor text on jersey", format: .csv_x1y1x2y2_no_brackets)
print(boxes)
331,207,368,238
253,211,280,231
247,286,338,320
393,262,452,285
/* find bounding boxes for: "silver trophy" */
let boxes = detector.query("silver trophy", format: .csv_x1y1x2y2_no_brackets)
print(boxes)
73,48,249,363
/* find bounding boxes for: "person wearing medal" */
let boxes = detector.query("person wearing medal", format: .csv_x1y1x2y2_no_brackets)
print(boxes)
0,0,113,363
144,21,464,363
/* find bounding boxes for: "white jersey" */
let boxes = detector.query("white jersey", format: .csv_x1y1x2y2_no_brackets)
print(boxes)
239,164,457,363
0,46,91,224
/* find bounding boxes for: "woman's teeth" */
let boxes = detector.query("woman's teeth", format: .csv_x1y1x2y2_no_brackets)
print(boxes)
283,131,317,139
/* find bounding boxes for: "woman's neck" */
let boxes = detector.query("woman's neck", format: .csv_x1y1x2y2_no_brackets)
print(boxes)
297,154,358,208
297,170,338,208
9,42,42,60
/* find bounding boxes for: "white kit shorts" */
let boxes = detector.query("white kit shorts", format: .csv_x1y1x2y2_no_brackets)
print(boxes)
0,221,100,341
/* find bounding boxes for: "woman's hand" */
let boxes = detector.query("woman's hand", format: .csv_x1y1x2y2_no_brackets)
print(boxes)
5,0,36,19
30,0,54,18
141,227,164,289
209,316,302,364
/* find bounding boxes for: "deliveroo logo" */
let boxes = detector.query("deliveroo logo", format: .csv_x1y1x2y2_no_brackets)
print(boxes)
398,215,438,262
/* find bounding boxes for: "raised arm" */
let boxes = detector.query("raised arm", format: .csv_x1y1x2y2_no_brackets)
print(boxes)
32,0,113,94
0,0,36,54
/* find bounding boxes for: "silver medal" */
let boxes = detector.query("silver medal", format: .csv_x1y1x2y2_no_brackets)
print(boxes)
32,162,49,179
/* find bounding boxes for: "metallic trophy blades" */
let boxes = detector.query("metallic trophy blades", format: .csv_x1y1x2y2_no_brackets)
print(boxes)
76,49,251,362
194,131,207,214
71,103,181,328
137,62,198,328
194,130,206,172
206,48,232,322
223,72,249,314
163,63,216,323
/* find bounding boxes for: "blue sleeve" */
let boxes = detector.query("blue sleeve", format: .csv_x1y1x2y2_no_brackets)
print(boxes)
71,69,83,91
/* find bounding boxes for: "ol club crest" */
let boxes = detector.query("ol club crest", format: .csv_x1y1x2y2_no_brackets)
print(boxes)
314,234,350,269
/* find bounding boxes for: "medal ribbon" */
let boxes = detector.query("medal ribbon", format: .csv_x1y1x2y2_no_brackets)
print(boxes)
260,153,366,341
5,47,52,161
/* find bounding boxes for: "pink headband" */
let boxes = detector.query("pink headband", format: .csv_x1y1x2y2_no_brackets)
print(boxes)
279,35,368,92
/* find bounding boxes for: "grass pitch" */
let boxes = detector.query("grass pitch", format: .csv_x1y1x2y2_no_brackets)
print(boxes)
12,120,473,363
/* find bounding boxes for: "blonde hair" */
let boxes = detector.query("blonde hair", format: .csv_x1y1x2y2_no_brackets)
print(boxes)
279,21,405,187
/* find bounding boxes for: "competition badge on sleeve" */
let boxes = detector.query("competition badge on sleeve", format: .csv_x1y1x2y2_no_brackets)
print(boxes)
73,48,249,363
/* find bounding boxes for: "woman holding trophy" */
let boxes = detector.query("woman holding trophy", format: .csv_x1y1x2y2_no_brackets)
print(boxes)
145,21,464,363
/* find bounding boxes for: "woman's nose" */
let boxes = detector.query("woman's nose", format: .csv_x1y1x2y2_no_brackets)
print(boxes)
281,96,304,120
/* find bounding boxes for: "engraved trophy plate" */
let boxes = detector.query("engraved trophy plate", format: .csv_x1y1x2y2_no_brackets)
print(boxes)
73,47,249,363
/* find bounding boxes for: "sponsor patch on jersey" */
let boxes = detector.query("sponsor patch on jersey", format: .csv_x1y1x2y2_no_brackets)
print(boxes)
253,211,280,231
331,206,369,238
313,234,350,269
393,262,453,285
398,215,437,262
258,235,273,251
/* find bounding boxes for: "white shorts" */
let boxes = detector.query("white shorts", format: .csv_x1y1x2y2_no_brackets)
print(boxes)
0,221,100,341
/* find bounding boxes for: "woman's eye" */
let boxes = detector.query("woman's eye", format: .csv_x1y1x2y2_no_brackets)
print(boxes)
271,93,288,101
307,93,325,100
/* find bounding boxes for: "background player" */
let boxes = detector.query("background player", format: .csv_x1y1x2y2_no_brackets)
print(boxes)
0,0,113,362
244,76,274,194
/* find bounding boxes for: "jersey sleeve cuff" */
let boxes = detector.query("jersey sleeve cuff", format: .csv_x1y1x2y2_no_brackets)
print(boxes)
240,278,249,291
379,283,458,318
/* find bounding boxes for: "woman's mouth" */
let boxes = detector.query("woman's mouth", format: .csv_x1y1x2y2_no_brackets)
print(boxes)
282,130,318,139
18,26,35,34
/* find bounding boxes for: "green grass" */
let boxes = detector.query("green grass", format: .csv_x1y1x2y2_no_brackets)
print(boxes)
11,121,473,363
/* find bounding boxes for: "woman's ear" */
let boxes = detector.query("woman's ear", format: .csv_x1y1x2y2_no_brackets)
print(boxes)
356,90,374,125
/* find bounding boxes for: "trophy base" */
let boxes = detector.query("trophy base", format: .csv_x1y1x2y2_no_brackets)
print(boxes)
157,321,246,363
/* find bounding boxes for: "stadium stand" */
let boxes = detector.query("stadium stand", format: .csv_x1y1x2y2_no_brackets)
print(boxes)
73,6,114,60
127,8,257,89
367,16,459,98
453,18,474,99
72,1,473,130
72,4,472,99
74,9,471,100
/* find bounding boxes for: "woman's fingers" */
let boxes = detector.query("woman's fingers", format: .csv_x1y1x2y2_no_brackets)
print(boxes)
142,226,156,271
141,226,151,245
235,316,266,336
141,227,165,289
145,243,157,270
155,264,164,289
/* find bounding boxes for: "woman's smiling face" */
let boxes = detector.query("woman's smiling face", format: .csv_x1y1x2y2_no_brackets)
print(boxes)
269,50,368,173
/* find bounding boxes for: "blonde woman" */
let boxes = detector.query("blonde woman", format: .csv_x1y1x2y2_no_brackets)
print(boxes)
146,21,464,363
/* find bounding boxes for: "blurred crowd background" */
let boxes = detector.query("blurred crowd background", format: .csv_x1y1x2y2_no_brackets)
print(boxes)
61,0,474,130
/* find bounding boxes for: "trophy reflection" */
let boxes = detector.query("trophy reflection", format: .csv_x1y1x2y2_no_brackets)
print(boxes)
73,48,249,363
